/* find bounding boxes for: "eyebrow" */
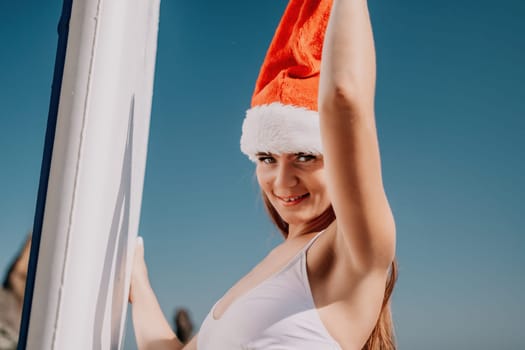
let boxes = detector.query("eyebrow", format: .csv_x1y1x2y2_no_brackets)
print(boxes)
294,152,317,157
255,152,316,157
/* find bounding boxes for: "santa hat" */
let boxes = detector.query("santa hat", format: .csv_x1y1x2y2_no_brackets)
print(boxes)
240,0,333,162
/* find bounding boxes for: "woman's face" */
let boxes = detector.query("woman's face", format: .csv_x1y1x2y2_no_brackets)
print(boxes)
256,152,331,229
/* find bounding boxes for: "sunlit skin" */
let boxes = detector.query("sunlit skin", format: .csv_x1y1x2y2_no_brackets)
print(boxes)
255,152,332,239
129,1,397,349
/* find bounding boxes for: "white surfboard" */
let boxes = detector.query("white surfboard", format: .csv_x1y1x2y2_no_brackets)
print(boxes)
20,0,160,348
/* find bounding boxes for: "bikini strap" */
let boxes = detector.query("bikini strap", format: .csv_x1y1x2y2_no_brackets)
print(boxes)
303,229,326,252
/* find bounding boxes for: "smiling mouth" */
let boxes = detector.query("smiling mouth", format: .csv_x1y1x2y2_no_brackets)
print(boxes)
277,193,310,206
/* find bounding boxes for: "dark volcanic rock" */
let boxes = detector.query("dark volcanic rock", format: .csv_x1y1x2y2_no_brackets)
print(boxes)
0,288,20,350
174,308,194,344
0,235,31,350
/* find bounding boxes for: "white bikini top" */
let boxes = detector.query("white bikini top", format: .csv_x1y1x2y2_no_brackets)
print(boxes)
197,230,342,349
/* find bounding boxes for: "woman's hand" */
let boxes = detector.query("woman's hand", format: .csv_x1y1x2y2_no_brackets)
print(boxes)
129,236,183,350
129,236,150,304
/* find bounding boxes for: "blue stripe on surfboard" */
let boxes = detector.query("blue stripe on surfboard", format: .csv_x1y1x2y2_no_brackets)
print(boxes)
17,0,73,348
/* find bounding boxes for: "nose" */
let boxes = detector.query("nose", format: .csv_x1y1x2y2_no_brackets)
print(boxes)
274,161,298,188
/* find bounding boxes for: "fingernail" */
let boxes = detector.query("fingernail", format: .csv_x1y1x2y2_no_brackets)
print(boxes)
137,236,144,246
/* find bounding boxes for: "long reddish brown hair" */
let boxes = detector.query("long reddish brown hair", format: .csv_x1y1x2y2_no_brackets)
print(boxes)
262,193,398,349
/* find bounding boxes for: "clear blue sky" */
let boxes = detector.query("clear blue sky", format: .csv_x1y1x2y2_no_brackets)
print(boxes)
1,0,524,349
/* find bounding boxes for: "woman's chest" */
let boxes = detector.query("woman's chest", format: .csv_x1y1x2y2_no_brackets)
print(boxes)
213,235,320,320
198,252,341,350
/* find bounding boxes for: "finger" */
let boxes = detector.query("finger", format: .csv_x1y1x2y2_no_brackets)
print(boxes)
135,236,144,258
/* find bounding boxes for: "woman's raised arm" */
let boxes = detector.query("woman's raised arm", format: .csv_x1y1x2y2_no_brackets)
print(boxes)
319,0,396,273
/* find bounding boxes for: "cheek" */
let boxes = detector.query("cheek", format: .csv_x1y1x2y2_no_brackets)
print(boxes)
256,166,270,191
311,177,330,202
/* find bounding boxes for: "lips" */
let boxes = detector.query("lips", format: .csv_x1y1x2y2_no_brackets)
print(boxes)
276,193,310,206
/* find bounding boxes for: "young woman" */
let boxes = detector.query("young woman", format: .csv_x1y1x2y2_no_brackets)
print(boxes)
129,0,398,349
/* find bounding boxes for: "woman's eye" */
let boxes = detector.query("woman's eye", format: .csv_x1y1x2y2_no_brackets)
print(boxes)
258,156,275,164
296,154,316,162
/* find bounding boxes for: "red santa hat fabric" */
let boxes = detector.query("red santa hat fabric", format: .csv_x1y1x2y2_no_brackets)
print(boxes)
240,0,333,161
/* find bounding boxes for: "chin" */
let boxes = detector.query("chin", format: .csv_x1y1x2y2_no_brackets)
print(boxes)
279,211,319,227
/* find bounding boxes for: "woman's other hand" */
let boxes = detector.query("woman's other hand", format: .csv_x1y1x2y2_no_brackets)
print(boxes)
128,236,183,349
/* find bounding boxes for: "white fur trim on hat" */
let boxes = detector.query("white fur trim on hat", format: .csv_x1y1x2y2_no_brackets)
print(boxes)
240,102,323,162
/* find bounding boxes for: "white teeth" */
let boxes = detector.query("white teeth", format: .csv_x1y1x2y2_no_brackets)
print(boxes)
283,195,305,202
